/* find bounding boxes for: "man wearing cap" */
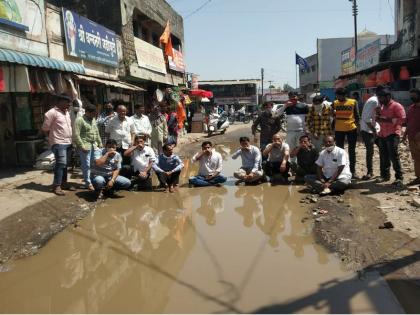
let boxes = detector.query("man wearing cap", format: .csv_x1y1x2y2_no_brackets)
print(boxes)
41,94,74,196
376,88,406,186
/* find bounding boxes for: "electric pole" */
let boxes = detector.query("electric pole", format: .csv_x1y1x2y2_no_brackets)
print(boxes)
350,0,358,65
261,68,264,104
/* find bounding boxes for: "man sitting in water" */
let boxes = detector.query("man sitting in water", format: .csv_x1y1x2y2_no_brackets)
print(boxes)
91,139,131,199
153,143,184,193
290,135,319,182
262,133,290,185
232,136,263,185
124,134,156,191
305,135,352,195
189,141,227,187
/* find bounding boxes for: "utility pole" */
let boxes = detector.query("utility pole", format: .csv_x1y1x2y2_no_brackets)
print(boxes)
350,0,359,65
261,68,264,104
268,80,273,94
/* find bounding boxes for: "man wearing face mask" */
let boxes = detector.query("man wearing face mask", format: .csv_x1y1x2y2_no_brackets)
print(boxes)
252,102,281,153
73,103,102,191
333,88,359,178
305,136,352,195
305,95,333,151
97,102,116,145
376,88,406,186
404,88,420,185
276,91,309,161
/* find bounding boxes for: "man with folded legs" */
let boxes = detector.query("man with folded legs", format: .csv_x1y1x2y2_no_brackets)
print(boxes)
189,141,227,187
305,136,352,195
153,143,184,193
232,136,263,185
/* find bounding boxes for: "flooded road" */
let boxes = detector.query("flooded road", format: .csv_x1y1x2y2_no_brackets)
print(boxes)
0,128,404,313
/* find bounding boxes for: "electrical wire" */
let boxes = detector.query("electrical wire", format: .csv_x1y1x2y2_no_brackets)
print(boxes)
184,0,213,19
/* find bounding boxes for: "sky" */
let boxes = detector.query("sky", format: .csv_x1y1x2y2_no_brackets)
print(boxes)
166,0,396,88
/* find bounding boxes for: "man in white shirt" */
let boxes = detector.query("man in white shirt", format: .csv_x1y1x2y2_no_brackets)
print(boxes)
105,105,135,165
131,104,152,141
276,91,309,162
189,141,227,187
124,134,156,190
305,135,352,195
360,86,383,180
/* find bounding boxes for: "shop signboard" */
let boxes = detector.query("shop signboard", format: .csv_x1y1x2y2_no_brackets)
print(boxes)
0,0,47,55
134,37,167,74
341,46,356,75
168,48,185,73
356,39,380,72
62,8,118,67
214,96,257,106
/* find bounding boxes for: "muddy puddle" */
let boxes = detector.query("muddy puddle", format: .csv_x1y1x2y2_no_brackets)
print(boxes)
0,139,404,313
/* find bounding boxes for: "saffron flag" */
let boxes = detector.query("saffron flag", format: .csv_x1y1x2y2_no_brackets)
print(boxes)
296,53,310,70
160,21,174,58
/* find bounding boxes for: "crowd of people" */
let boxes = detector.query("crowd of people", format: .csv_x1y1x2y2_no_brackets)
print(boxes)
41,85,420,199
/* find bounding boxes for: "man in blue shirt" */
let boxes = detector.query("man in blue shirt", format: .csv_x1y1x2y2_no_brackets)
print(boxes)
153,143,184,193
232,136,263,185
91,139,131,199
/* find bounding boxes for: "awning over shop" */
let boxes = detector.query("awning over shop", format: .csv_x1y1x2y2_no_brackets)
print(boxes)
74,74,146,92
0,48,85,74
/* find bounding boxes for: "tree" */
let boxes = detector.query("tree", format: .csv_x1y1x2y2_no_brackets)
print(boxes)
282,83,294,92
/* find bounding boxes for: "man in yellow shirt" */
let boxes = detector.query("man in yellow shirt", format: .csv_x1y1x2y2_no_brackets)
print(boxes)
333,88,359,177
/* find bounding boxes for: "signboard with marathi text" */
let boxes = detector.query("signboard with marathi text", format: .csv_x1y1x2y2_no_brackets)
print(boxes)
356,39,380,72
341,46,356,75
168,48,185,73
134,37,167,74
62,8,118,67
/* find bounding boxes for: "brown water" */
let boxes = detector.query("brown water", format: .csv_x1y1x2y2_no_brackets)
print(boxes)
0,138,403,313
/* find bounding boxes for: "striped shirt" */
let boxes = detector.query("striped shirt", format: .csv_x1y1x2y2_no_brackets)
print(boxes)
306,103,333,136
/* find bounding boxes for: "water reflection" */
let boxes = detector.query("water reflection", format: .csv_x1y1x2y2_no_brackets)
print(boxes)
193,187,228,226
235,186,263,228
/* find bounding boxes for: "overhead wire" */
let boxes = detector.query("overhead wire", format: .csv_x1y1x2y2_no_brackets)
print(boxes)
184,0,213,19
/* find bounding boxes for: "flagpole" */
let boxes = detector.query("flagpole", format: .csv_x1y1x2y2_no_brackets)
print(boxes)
295,51,298,90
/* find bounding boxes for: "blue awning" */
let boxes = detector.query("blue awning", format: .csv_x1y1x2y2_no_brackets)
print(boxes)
0,48,85,74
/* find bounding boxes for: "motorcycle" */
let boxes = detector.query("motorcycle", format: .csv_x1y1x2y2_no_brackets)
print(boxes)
228,112,251,124
208,111,230,136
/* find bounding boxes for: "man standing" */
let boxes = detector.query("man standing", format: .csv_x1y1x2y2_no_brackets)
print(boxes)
252,102,281,153
305,136,352,195
189,141,227,187
41,94,74,196
360,87,383,180
73,103,102,191
404,88,420,185
105,105,135,165
131,104,152,139
305,95,333,151
150,105,168,154
333,88,359,177
232,136,263,185
376,88,406,186
276,91,309,158
97,102,115,145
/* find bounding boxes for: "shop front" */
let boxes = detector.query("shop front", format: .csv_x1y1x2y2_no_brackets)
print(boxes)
0,49,85,166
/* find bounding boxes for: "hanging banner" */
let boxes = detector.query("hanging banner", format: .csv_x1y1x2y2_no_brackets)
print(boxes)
134,37,167,74
62,8,118,67
168,48,185,73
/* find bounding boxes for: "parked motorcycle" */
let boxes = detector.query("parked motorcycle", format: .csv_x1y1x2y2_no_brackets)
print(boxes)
228,112,251,124
208,111,230,136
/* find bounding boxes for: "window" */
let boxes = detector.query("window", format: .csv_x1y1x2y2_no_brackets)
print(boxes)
311,65,316,72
